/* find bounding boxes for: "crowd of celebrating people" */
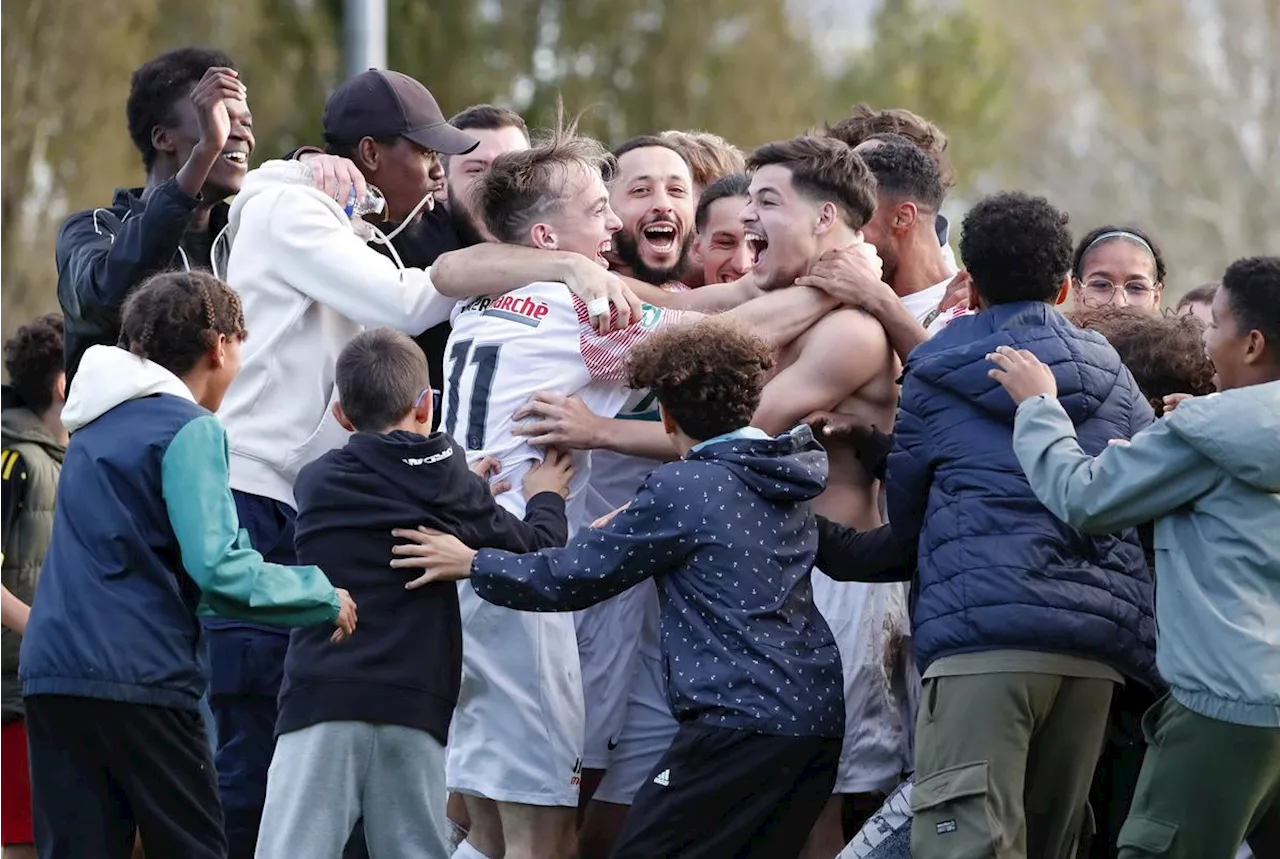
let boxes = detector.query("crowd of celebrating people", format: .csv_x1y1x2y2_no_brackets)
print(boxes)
1,45,1277,859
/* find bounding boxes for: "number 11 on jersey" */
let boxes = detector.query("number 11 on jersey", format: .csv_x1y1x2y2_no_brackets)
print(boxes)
444,338,502,450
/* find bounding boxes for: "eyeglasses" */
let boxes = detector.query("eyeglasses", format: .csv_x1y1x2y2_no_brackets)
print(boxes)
414,388,440,412
1078,279,1159,306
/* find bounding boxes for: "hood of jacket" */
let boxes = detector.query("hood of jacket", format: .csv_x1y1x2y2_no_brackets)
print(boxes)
1166,380,1280,491
909,301,1125,427
340,429,462,502
688,424,828,502
225,159,345,247
1,393,66,462
62,346,196,433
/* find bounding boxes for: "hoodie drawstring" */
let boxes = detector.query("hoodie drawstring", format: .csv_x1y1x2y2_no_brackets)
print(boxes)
210,223,232,281
366,192,435,271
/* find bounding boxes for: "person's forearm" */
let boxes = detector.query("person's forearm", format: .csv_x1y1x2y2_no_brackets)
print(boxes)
864,292,929,362
595,419,679,461
431,244,591,298
1,585,31,635
725,286,838,351
815,519,913,583
632,277,759,312
175,142,222,200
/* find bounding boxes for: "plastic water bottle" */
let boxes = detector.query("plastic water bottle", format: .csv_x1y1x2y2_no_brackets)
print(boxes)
344,185,386,218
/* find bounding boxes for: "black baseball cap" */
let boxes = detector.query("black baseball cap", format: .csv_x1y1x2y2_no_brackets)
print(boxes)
322,69,478,156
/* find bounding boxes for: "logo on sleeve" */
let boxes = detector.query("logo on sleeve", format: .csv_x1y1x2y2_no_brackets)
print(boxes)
639,303,662,330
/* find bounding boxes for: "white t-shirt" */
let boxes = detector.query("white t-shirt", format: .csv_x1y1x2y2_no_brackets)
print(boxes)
899,277,971,336
442,286,683,524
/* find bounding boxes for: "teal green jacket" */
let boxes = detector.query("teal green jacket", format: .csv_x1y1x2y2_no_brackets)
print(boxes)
1012,381,1280,727
21,346,339,710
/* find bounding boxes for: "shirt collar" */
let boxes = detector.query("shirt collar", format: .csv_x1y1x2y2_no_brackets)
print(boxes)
687,426,770,456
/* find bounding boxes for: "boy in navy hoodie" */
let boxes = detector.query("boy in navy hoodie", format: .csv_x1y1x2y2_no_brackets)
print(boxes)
19,271,356,859
392,318,844,859
255,328,574,859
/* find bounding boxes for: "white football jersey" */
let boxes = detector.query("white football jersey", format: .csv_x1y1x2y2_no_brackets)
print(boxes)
442,283,683,525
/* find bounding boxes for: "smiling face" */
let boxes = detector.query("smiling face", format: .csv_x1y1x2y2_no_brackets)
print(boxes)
693,195,752,284
608,146,696,284
446,125,531,244
529,161,622,268
740,164,828,291
168,91,255,198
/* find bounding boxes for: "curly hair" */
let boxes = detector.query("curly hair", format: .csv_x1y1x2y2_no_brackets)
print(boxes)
658,130,746,191
746,136,878,231
127,47,236,170
3,314,65,414
118,271,246,377
960,192,1073,306
1221,256,1280,356
859,141,944,209
626,318,775,441
477,123,612,245
1072,225,1167,285
824,104,955,190
1068,308,1216,410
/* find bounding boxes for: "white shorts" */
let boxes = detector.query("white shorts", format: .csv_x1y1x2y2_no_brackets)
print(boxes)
592,653,678,806
446,583,584,806
812,570,914,795
577,588,646,769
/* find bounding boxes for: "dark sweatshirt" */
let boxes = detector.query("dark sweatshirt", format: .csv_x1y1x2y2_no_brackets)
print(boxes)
278,430,569,744
469,425,845,739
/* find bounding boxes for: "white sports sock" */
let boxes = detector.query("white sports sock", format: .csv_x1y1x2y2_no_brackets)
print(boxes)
452,840,492,859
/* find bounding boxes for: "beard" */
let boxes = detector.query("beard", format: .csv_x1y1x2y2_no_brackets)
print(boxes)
612,227,694,286
448,199,488,248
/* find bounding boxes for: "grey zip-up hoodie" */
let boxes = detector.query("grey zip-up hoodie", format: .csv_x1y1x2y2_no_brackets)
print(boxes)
1013,381,1280,727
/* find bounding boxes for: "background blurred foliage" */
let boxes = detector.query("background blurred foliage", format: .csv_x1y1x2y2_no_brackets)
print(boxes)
4,0,1278,339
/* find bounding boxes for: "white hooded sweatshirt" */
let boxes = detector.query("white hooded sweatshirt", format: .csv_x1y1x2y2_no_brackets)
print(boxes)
217,159,456,508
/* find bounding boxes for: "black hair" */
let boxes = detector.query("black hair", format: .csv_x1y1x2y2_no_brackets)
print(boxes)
335,328,429,432
3,314,65,414
118,271,246,377
127,47,236,171
1072,225,1167,284
695,173,751,233
1220,256,1280,356
324,135,400,162
604,136,691,182
859,141,945,209
960,192,1073,306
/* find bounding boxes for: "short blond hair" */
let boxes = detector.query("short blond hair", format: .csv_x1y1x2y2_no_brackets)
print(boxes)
659,130,746,191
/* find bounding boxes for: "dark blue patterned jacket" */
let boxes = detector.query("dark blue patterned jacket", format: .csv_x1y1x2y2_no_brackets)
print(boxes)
470,425,845,739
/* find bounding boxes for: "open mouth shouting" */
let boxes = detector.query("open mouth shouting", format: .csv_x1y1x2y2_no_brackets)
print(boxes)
596,238,613,268
745,229,769,267
639,218,682,261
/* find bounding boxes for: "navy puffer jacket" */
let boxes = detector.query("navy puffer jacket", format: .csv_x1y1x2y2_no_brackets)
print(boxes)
886,301,1158,686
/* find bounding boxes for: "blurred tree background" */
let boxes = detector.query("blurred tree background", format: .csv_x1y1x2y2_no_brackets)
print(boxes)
4,0,1278,337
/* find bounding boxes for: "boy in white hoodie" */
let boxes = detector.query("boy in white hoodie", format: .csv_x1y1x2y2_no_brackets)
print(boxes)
210,69,641,858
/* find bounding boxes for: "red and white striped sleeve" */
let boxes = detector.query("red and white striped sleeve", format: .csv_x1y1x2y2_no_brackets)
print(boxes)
575,297,687,382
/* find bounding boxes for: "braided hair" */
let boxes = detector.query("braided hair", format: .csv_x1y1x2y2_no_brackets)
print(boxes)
118,271,246,376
